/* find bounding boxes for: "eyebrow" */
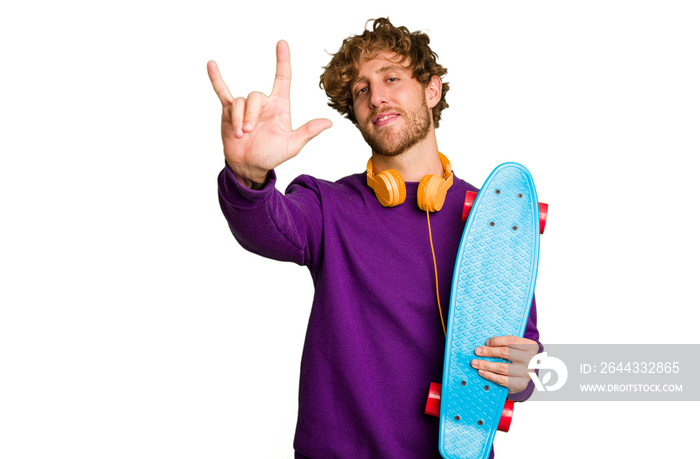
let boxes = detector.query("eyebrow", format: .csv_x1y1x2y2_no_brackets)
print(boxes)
377,64,406,73
352,64,408,88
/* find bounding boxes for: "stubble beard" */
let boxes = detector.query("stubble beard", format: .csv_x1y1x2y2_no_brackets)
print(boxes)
358,98,432,158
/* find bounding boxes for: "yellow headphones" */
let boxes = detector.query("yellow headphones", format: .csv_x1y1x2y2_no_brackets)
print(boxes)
366,153,454,211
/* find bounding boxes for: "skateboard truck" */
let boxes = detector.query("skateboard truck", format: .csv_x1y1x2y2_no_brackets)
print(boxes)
425,382,514,433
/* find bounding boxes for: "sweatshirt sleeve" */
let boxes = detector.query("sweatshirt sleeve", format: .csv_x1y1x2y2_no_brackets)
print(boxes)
217,165,323,269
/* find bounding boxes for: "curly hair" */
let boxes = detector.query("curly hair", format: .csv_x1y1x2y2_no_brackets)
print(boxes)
320,18,449,128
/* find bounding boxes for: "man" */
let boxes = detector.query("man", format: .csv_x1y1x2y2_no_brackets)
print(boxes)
208,18,541,458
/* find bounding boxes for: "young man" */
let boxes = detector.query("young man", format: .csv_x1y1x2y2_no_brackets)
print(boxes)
208,18,541,459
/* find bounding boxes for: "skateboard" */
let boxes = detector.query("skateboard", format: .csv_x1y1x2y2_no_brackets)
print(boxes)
425,162,547,459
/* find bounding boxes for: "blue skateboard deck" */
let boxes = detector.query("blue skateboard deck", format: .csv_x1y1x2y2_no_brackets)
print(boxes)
438,162,542,459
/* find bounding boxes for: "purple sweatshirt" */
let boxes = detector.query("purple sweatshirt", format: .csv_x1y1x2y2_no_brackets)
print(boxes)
218,164,541,459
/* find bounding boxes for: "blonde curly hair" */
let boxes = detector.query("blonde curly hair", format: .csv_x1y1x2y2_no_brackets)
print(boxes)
320,18,449,128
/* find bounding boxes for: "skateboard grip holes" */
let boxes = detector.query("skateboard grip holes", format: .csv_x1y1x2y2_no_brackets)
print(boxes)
489,221,496,227
484,385,490,391
517,193,524,198
495,189,501,195
512,225,518,231
461,380,467,386
454,415,461,421
477,420,484,426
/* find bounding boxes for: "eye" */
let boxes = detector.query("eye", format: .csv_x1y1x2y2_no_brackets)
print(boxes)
356,87,368,96
387,77,398,83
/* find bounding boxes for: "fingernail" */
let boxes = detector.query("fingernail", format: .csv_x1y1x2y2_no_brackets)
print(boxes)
475,347,483,355
471,360,478,368
243,122,253,132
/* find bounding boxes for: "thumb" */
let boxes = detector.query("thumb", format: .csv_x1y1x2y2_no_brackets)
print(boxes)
289,118,332,155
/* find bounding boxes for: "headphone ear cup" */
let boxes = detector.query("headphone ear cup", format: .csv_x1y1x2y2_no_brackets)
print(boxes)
418,174,447,212
374,169,406,207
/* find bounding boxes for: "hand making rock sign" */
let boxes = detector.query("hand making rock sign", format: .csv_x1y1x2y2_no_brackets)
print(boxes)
207,41,332,188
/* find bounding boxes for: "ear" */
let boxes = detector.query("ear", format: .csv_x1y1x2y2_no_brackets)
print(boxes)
425,75,442,109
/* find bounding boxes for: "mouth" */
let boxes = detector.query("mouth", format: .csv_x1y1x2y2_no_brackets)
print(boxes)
372,112,400,126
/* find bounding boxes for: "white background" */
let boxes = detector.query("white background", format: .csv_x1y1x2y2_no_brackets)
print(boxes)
2,1,698,457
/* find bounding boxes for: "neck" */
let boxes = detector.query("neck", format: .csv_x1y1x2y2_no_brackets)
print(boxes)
370,131,442,181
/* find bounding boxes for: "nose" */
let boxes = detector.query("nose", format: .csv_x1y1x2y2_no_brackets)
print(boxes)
369,84,389,109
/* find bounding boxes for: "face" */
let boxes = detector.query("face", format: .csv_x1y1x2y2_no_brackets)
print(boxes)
351,52,435,157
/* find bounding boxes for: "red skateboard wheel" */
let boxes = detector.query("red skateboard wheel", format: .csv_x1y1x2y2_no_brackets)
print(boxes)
427,382,515,432
462,191,478,222
538,202,548,234
497,400,515,432
425,382,442,417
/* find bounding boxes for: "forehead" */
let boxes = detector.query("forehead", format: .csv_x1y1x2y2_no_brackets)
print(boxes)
355,51,411,78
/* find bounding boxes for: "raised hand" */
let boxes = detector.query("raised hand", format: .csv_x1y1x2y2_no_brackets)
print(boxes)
207,41,332,187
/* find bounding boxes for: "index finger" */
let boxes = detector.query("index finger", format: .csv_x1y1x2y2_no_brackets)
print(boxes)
207,60,234,106
271,40,292,98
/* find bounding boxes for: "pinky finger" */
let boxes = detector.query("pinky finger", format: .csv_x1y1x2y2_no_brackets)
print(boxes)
207,60,234,106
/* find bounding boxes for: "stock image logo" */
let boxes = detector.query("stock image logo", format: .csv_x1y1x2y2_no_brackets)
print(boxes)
528,352,568,392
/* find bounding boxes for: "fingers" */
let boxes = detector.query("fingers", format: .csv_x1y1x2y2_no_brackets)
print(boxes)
470,352,519,391
471,336,539,393
471,353,528,376
472,358,532,394
228,92,267,138
289,118,332,155
211,40,291,105
243,92,265,132
231,97,246,138
485,335,536,349
479,369,509,387
474,337,537,365
207,60,233,106
210,42,328,156
475,344,511,361
271,40,292,99
472,357,510,376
